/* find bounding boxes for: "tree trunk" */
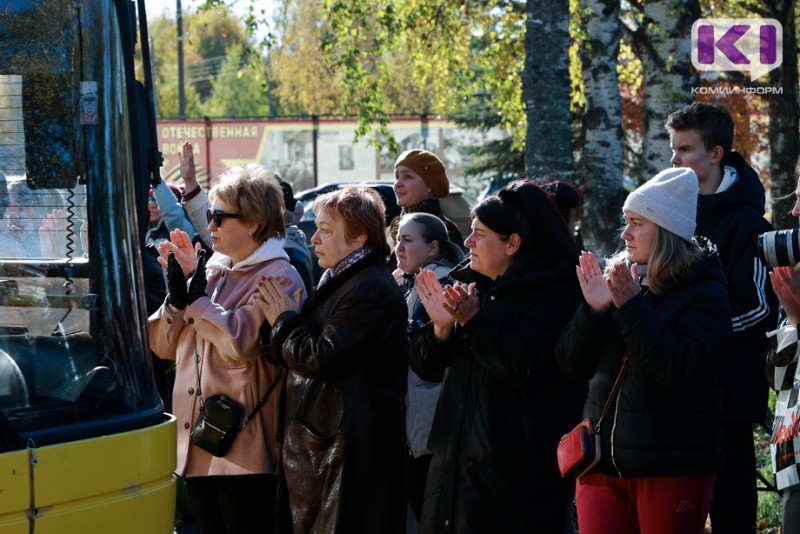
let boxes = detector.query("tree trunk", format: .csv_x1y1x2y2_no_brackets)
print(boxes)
765,0,800,231
578,0,626,257
634,0,700,181
522,0,574,179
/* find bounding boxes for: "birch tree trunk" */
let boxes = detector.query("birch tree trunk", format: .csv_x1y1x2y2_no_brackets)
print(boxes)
631,0,700,180
578,0,626,257
522,1,574,179
765,0,800,230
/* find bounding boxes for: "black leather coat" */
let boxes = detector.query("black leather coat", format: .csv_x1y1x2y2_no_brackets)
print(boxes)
267,253,408,533
410,250,586,534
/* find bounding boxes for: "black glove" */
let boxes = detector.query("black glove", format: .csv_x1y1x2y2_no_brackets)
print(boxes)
186,248,208,306
165,251,188,310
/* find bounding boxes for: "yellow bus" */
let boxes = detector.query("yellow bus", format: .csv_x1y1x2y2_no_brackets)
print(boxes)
0,0,177,531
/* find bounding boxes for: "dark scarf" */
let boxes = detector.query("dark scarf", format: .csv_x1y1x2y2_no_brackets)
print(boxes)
318,246,374,288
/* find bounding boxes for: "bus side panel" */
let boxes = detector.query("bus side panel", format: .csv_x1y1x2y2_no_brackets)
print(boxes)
33,415,176,507
32,477,175,534
18,415,176,533
0,449,30,533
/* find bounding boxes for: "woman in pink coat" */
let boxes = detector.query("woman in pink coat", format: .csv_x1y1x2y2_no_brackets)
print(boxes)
149,165,306,534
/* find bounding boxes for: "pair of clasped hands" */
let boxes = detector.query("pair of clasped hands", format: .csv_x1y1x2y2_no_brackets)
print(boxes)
415,269,478,342
577,251,641,314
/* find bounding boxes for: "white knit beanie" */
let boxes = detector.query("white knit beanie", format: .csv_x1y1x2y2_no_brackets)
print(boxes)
622,167,698,242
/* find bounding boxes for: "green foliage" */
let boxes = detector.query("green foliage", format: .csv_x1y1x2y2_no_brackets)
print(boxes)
449,100,525,179
187,8,252,101
146,7,258,118
754,416,782,531
320,0,527,152
200,44,270,117
269,0,342,117
568,0,590,111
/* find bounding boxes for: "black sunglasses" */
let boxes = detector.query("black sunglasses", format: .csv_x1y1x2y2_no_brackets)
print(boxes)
206,209,241,227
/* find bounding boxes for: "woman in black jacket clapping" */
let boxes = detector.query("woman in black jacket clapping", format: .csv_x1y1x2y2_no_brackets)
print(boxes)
556,167,731,534
411,179,586,534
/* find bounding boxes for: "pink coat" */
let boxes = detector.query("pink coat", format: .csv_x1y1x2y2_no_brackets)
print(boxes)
149,240,305,477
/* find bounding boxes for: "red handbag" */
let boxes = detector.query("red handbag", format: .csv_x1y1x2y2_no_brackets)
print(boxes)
557,354,629,479
557,418,601,478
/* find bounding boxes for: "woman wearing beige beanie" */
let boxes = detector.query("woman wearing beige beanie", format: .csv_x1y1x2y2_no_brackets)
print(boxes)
392,149,464,250
556,167,732,534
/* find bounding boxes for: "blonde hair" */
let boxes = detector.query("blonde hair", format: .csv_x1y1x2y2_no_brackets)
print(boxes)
209,164,285,242
606,226,703,294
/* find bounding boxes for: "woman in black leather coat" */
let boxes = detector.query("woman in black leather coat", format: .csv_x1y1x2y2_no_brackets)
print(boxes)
255,186,408,534
411,179,586,533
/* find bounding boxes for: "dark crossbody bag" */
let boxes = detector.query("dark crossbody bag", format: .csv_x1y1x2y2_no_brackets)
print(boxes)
190,349,283,457
557,353,628,479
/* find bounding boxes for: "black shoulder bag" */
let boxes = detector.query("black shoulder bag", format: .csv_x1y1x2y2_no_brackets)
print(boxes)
190,349,283,457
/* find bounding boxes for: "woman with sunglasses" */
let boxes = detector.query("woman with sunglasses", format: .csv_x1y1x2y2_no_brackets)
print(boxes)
149,165,306,534
411,179,586,533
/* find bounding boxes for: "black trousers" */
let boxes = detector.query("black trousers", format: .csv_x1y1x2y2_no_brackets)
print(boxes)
185,473,276,534
408,453,432,523
709,421,757,534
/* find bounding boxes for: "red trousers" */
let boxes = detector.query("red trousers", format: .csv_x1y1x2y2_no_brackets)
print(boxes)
575,472,715,534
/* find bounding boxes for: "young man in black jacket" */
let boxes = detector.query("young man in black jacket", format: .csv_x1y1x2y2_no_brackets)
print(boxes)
666,102,778,533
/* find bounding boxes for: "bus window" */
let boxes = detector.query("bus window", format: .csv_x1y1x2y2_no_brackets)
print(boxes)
0,0,163,447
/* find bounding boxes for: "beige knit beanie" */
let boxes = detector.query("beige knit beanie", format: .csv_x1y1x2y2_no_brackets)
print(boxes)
622,167,698,242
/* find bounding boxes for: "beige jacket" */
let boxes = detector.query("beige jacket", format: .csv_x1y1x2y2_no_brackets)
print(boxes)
149,239,305,477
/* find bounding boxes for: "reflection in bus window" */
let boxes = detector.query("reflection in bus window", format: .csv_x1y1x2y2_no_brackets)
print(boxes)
0,1,163,447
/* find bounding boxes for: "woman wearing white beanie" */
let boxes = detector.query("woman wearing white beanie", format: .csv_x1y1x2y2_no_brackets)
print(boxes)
556,167,732,534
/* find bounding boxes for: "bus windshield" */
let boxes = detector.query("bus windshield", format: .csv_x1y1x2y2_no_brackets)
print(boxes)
0,0,163,447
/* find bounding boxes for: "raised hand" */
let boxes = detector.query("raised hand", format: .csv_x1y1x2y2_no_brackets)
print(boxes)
157,228,200,275
608,262,640,309
187,248,208,305
415,268,455,341
576,251,612,313
166,251,188,310
179,141,198,190
443,282,479,326
771,266,800,325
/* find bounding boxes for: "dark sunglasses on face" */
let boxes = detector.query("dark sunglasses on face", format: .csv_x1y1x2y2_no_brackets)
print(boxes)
206,209,241,227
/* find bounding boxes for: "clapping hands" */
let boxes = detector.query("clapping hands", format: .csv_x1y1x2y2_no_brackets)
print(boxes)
158,229,201,275
415,269,478,341
770,266,800,325
576,251,640,313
